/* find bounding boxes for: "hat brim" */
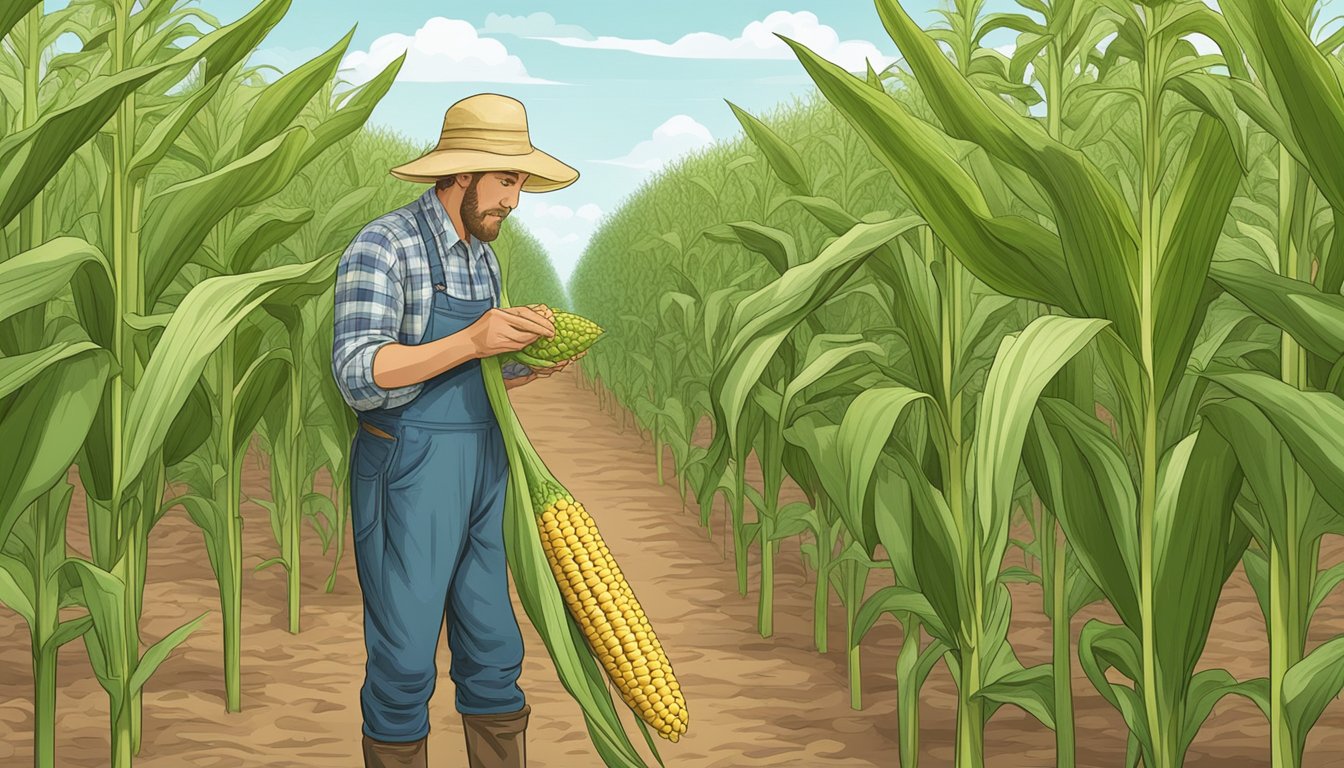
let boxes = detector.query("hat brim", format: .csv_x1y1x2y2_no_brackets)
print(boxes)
389,146,579,192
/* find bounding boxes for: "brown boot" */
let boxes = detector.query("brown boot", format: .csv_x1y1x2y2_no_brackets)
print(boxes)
461,704,531,768
361,733,427,768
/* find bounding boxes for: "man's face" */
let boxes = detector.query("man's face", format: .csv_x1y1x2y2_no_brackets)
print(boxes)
461,171,529,242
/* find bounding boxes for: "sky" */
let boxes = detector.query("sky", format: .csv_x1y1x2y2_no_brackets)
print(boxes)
50,1,1028,282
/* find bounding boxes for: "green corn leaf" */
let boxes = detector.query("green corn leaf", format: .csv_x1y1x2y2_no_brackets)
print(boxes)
974,661,1056,730
237,27,354,157
0,340,102,400
118,258,334,499
708,221,796,275
227,206,314,276
42,615,94,657
0,553,35,624
0,0,43,43
725,101,808,194
1180,669,1268,759
1152,428,1245,699
1077,621,1150,754
779,34,1081,316
317,186,379,253
0,64,181,228
1222,0,1344,214
299,52,406,168
142,126,312,304
1209,258,1344,361
128,612,208,695
1309,560,1344,626
126,75,226,185
67,557,130,694
1152,116,1243,406
1030,399,1141,629
892,448,963,642
853,585,945,645
163,379,214,469
868,0,1140,350
1205,368,1344,514
0,350,109,548
713,218,918,460
1202,399,1291,555
779,335,884,424
0,238,112,329
1282,636,1344,763
836,386,929,553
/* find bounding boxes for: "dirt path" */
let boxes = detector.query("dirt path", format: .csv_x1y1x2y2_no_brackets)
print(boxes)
1,368,1342,766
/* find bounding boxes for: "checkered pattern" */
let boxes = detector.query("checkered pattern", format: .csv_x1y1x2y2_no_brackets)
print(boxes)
332,187,533,412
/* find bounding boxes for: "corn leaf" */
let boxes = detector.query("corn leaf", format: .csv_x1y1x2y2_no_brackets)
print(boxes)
1210,258,1344,361
1152,428,1246,703
869,0,1140,350
1282,636,1344,762
142,127,312,304
299,52,405,168
232,205,315,274
975,315,1108,584
119,258,333,499
1202,399,1292,555
0,350,109,548
236,27,354,157
127,611,208,695
714,217,921,458
1205,368,1344,515
1153,116,1243,405
836,386,930,553
725,100,809,194
781,35,1081,316
0,0,43,43
1030,399,1141,628
1222,0,1344,214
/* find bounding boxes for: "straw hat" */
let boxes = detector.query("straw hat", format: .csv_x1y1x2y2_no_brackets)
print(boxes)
389,93,578,192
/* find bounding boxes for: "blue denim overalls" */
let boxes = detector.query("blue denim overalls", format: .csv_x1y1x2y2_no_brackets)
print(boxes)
349,205,525,744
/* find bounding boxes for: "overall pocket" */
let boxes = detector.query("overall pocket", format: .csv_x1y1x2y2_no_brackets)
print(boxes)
351,427,397,542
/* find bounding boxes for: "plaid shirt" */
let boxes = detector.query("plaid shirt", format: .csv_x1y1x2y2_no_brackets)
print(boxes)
331,187,532,412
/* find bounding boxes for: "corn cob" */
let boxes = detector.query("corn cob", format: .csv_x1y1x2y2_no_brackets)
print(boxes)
531,479,688,741
509,310,604,369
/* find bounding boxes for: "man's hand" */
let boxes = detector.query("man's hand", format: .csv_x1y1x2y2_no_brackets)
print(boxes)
468,306,555,358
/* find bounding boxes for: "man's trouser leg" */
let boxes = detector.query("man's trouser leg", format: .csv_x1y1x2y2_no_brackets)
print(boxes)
448,426,529,768
351,426,480,765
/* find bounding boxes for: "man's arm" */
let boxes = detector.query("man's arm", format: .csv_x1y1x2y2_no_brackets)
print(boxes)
332,225,411,412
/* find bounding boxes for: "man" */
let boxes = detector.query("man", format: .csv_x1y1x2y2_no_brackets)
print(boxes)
330,93,583,768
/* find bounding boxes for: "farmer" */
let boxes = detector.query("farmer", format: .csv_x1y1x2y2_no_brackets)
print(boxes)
330,92,582,768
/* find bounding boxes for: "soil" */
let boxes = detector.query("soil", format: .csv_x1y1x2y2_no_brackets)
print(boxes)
1,367,1341,767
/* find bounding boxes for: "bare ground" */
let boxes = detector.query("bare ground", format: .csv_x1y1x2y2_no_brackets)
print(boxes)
1,367,1342,767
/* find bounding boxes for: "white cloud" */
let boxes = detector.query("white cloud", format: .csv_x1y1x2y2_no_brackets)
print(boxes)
597,115,714,172
526,199,606,222
532,11,895,72
339,17,561,85
481,12,594,40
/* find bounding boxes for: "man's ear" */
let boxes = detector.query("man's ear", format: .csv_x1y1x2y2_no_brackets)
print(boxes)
455,172,475,188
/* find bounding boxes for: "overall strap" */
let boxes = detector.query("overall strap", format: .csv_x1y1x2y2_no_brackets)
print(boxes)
412,206,447,290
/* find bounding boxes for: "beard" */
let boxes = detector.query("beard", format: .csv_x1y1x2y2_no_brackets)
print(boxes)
461,176,509,242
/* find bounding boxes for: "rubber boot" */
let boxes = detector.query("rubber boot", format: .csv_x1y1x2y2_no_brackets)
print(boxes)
361,733,427,768
461,704,531,768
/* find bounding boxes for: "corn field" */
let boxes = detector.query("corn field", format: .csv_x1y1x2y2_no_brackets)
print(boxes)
5,0,1344,765
571,0,1344,766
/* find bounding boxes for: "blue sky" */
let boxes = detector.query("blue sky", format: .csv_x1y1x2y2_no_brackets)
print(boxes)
59,1,1026,283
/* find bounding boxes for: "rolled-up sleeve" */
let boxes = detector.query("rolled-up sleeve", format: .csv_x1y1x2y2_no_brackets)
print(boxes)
331,224,411,412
